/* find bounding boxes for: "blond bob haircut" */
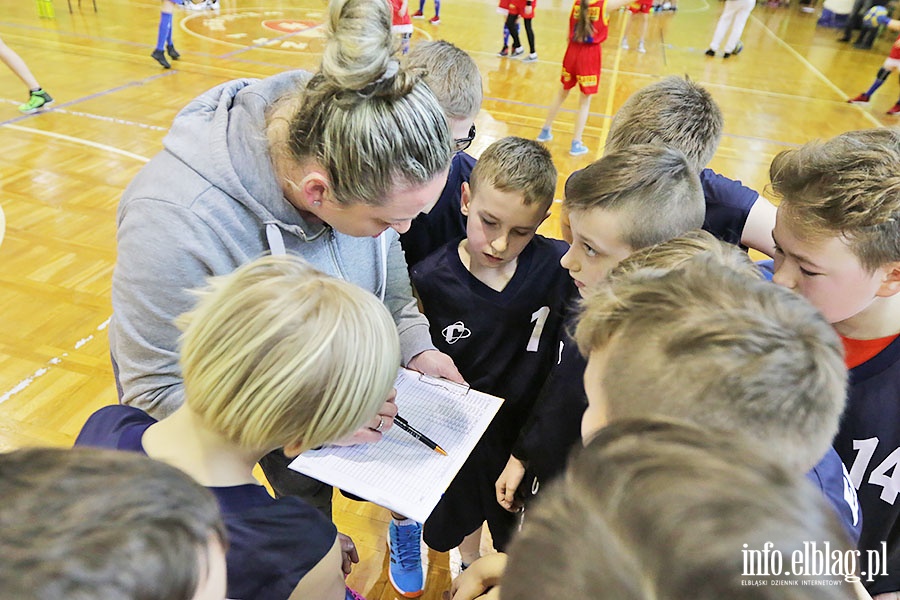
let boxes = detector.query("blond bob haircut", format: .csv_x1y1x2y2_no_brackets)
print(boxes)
1,447,226,600
564,144,704,250
769,128,900,272
606,229,761,282
469,136,557,211
177,255,401,453
502,418,855,600
285,0,451,206
405,40,483,121
605,76,723,173
575,254,847,472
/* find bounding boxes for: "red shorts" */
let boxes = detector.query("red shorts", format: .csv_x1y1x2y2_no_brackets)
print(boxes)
561,43,601,94
498,0,511,10
508,0,536,17
628,0,652,13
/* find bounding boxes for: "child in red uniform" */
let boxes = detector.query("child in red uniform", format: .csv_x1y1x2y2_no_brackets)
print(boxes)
536,0,633,156
621,0,653,53
497,0,521,57
389,0,413,54
504,0,538,61
847,15,900,114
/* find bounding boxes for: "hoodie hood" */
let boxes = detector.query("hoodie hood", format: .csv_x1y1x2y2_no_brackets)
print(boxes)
161,70,320,238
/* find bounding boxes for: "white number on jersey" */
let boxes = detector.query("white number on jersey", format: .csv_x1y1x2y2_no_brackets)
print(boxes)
526,306,551,352
848,437,900,504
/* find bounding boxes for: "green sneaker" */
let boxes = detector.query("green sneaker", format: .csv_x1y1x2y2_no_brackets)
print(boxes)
19,90,54,114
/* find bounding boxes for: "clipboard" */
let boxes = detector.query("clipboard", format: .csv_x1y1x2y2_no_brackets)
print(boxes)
288,367,504,522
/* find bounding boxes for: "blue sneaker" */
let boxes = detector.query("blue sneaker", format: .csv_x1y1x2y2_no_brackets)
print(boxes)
388,520,424,597
570,140,589,156
536,127,553,142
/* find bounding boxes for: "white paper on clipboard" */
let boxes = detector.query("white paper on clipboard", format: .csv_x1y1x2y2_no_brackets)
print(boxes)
288,368,504,522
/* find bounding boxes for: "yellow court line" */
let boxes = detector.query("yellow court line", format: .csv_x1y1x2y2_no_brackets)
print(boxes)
1,124,151,163
598,13,629,160
749,13,883,129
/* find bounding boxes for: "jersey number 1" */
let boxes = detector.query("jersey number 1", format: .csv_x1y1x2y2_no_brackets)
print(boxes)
527,306,551,352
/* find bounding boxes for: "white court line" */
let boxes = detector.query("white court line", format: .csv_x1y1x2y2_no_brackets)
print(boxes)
0,319,111,406
750,13,883,129
0,127,150,404
1,124,151,163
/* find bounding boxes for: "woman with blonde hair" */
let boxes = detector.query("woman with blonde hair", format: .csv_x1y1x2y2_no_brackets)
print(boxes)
79,254,401,600
110,0,464,592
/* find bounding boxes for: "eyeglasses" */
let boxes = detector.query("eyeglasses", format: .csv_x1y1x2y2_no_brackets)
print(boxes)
453,124,476,152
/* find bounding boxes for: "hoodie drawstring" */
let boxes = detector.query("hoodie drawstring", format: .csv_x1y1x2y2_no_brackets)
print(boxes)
267,222,387,303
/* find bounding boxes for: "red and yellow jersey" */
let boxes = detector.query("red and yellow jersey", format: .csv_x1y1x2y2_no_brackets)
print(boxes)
628,0,653,14
569,0,608,45
388,0,411,27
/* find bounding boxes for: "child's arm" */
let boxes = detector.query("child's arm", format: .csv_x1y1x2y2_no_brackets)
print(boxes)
874,15,900,30
495,455,526,512
445,553,507,600
287,535,346,600
400,0,408,17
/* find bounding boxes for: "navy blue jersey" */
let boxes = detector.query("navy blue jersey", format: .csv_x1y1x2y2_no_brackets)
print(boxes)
511,280,587,501
807,446,863,545
76,406,336,600
700,168,759,248
834,336,900,595
414,235,570,551
400,151,475,269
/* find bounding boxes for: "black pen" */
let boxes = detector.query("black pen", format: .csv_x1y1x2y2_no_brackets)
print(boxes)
394,415,448,456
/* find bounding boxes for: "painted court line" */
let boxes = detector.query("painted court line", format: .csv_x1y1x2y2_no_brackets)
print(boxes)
750,12,882,128
0,318,110,406
1,124,151,163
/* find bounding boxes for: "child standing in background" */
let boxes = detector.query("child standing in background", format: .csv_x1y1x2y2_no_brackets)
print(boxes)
411,0,440,24
413,137,569,571
704,0,753,58
504,0,538,61
497,0,521,57
847,14,900,114
150,0,182,69
0,35,53,114
536,0,634,156
389,0,413,54
621,0,652,53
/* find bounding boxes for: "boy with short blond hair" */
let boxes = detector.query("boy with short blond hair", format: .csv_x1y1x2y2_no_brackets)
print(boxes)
604,75,778,256
494,144,704,513
575,254,847,472
411,136,568,567
769,127,900,597
501,419,857,600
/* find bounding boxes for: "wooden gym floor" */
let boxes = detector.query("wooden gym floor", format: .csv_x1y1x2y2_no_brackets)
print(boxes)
0,0,894,597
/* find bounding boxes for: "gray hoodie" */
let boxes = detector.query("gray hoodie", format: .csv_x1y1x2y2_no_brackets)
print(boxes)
110,70,435,419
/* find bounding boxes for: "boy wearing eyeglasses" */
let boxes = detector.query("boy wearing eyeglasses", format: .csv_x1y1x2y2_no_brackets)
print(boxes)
411,136,570,572
400,41,484,269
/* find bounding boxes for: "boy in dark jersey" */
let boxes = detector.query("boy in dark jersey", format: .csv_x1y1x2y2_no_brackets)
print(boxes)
495,144,704,513
412,136,569,570
577,245,861,544
770,128,900,598
603,75,778,256
400,41,483,270
77,255,401,600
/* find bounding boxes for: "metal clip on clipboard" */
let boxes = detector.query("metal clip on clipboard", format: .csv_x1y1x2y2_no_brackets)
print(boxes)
416,372,471,396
